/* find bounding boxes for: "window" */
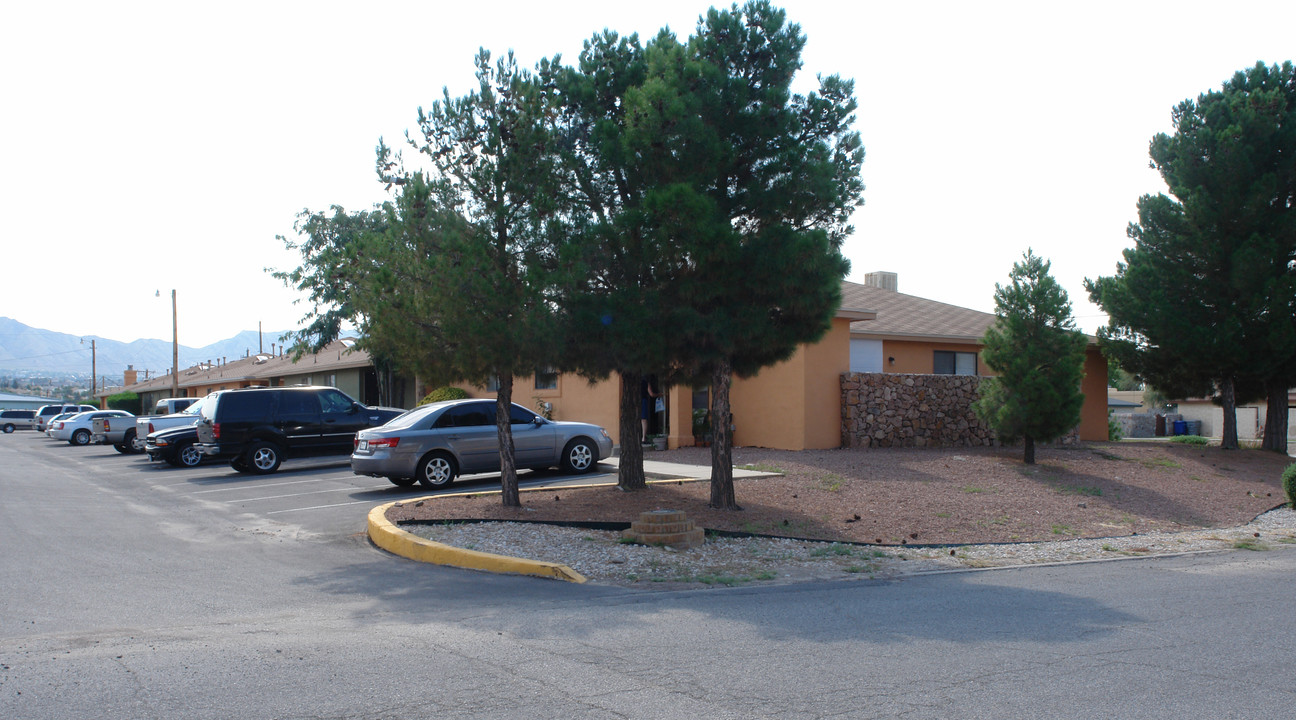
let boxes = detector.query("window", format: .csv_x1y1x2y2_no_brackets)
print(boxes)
933,351,977,376
485,376,500,392
534,367,558,390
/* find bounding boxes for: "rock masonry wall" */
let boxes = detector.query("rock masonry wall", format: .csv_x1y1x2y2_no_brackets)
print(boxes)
841,373,996,448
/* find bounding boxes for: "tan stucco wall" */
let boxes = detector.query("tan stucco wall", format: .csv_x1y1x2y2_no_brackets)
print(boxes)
880,340,985,376
454,373,622,440
1078,346,1109,442
728,317,853,450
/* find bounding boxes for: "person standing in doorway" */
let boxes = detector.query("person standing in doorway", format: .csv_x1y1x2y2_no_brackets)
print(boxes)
641,375,659,444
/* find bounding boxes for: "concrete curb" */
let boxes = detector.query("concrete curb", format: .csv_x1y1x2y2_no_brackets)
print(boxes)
364,462,780,583
367,500,588,583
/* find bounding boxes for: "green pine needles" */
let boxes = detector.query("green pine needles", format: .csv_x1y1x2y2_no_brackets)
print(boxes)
974,250,1088,465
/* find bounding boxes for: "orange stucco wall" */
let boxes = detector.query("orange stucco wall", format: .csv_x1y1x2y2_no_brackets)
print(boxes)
1078,346,1109,441
881,340,987,376
729,317,853,450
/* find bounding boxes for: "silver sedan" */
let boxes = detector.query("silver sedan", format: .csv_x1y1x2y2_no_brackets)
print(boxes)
351,399,614,489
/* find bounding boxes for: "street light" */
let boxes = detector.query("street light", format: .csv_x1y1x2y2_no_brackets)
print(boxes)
157,289,179,398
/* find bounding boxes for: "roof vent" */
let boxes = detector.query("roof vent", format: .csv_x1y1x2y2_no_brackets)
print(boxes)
864,271,898,292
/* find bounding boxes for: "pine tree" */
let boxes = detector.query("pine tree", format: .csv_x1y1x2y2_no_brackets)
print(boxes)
1087,62,1296,452
975,251,1088,465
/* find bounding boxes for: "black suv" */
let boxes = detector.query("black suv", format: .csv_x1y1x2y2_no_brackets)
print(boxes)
193,386,404,474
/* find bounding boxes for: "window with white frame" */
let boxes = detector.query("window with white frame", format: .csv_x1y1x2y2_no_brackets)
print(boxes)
933,350,977,376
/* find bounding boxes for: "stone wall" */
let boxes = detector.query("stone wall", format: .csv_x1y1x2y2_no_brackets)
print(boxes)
840,373,995,448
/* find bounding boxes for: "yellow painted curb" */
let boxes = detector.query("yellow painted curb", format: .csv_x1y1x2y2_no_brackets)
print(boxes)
367,500,587,583
365,478,714,583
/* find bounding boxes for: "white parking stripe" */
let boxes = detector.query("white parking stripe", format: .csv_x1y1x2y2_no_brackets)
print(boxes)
192,478,329,494
267,500,375,514
226,485,391,503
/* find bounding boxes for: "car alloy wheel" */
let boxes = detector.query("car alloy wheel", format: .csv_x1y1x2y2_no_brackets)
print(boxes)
561,438,596,473
418,453,456,488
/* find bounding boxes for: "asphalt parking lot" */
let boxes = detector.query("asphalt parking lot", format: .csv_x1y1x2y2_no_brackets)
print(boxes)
4,429,617,539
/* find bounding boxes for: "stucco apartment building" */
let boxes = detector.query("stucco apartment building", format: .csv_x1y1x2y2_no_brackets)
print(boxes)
451,272,1110,450
98,273,1110,450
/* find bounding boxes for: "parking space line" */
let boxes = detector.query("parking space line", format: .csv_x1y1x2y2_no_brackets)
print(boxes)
226,485,392,503
192,478,330,495
267,500,376,514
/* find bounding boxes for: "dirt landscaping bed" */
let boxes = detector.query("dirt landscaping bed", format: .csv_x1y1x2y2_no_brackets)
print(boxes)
387,441,1294,546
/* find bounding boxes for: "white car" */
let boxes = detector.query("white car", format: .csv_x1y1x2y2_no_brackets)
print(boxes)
51,410,134,446
44,412,79,437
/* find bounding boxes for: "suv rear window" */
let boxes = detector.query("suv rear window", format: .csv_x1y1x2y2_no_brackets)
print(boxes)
210,391,278,422
2,410,36,419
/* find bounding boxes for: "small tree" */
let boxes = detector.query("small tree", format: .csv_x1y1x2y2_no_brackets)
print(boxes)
974,250,1088,464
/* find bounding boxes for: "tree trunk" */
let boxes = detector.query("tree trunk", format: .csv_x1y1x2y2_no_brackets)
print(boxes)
709,360,740,510
496,373,521,507
1023,435,1036,465
617,370,647,491
1219,376,1239,450
1261,381,1289,454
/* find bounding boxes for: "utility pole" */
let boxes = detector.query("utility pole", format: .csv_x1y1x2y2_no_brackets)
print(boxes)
171,289,179,398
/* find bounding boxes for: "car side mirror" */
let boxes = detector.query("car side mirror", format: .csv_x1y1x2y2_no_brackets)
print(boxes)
533,417,545,426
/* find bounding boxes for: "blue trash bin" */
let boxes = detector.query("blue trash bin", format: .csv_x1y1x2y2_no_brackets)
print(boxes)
1173,420,1187,435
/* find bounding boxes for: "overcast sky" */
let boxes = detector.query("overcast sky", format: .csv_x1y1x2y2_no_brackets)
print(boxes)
3,0,1293,348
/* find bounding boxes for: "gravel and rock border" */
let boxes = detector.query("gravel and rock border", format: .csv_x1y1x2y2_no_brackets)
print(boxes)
405,506,1296,589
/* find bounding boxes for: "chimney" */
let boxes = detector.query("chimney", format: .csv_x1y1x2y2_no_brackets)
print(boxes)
864,271,898,292
123,365,138,387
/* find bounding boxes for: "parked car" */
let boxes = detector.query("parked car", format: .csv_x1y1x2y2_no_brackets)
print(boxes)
51,410,134,445
44,412,79,437
145,424,204,467
1,409,37,433
194,386,405,474
351,398,613,489
134,395,210,452
35,404,98,432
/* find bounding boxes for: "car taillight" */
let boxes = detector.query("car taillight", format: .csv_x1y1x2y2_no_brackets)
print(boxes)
148,422,155,433
211,423,220,440
103,420,112,431
369,437,399,449
55,422,64,430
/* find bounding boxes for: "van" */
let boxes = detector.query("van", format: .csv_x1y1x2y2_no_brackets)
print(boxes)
193,386,403,474
1,409,37,433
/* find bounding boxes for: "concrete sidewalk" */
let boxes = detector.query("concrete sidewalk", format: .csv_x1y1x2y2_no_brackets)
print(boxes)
603,455,780,480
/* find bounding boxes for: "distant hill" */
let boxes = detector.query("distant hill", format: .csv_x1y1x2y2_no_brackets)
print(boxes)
0,317,295,377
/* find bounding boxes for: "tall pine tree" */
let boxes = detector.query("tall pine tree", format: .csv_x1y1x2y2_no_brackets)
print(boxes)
1088,62,1296,452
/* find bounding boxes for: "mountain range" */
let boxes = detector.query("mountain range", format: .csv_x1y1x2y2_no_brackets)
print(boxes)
0,317,295,378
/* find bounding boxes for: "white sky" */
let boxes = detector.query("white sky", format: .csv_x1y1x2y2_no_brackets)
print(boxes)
2,0,1293,347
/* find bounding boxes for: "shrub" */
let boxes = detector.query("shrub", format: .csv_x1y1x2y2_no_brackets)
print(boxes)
106,391,141,414
1283,464,1296,510
1107,411,1123,441
419,386,469,405
1170,435,1208,446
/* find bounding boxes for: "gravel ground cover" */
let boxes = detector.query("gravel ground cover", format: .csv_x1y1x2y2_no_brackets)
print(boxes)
388,441,1296,588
